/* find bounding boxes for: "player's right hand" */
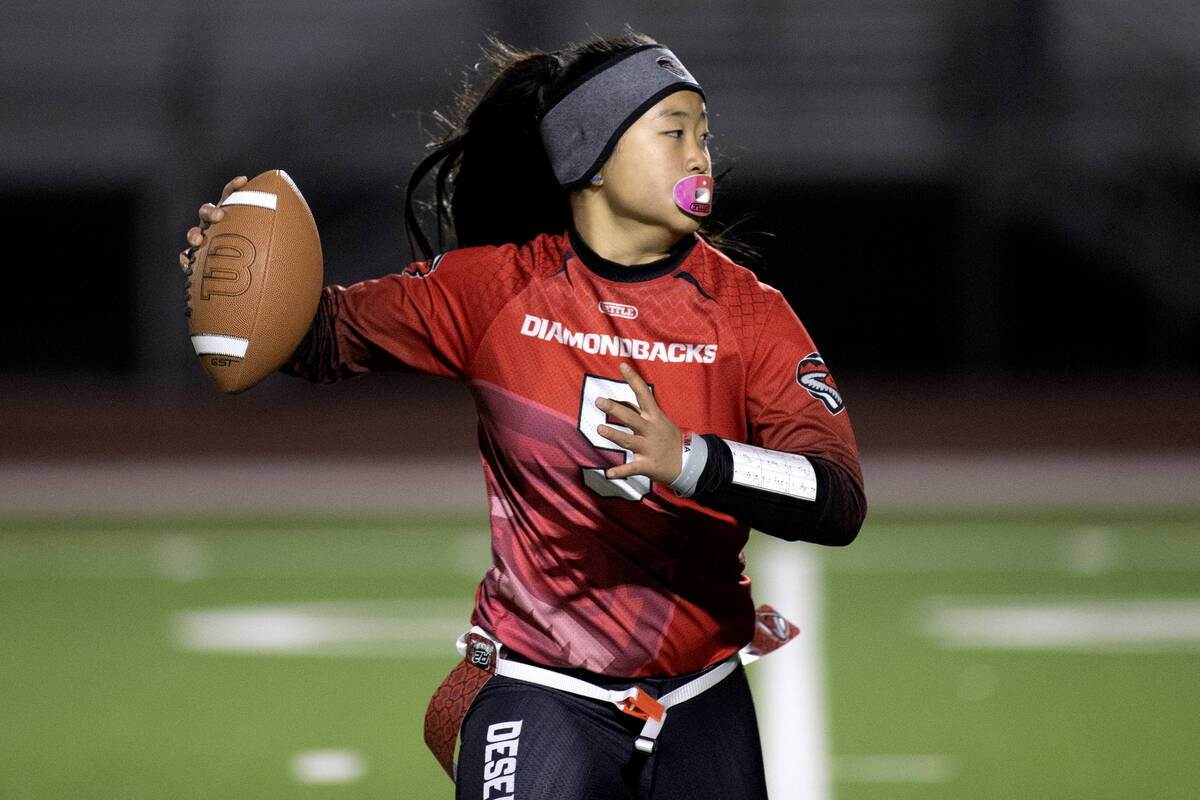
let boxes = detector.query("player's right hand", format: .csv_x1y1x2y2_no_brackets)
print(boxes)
179,175,248,273
596,361,684,485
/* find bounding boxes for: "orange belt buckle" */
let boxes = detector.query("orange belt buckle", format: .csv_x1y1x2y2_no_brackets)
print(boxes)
619,687,664,722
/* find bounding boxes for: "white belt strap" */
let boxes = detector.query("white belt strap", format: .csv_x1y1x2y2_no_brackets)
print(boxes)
456,627,740,754
630,657,739,753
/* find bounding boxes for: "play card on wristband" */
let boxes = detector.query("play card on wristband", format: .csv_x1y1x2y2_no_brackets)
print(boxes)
725,440,818,502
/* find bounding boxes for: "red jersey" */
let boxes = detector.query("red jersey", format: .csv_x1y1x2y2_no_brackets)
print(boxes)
306,230,861,677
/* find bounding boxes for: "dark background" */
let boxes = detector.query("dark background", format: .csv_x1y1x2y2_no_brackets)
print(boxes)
1,0,1197,457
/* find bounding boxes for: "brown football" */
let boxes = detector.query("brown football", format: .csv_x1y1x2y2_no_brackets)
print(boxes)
187,170,323,393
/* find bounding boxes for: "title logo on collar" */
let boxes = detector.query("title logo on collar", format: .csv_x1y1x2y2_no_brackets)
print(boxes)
599,301,638,319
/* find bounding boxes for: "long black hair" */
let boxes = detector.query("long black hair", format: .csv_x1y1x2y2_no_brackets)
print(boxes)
404,32,656,261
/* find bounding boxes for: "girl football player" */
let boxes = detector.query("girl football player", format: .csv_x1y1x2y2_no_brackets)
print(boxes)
181,31,865,800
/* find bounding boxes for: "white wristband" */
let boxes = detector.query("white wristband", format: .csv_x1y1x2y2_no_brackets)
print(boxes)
670,432,709,498
724,440,818,502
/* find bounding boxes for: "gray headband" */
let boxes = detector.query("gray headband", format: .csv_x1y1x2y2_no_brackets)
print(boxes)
539,45,704,188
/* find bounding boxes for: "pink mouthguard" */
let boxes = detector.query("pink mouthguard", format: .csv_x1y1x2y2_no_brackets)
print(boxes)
673,175,713,216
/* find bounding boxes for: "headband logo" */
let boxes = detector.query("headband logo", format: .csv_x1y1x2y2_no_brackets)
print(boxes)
656,55,688,80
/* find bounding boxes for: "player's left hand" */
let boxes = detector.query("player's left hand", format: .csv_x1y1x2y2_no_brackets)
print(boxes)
179,175,249,273
595,362,683,485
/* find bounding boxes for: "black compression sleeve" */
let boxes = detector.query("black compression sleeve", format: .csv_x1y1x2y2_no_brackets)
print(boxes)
690,434,866,546
279,288,372,384
278,288,330,381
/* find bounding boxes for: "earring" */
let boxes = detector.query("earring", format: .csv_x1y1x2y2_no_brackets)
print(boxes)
591,174,603,186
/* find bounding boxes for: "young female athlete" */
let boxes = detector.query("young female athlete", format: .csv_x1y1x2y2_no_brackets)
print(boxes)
181,31,865,800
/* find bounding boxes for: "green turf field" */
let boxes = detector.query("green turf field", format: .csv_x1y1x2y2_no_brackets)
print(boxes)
2,510,1198,798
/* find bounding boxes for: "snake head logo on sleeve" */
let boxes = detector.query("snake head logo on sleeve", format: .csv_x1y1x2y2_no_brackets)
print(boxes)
401,253,445,279
796,352,845,415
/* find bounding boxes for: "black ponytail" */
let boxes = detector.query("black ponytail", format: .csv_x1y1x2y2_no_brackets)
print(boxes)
405,32,656,261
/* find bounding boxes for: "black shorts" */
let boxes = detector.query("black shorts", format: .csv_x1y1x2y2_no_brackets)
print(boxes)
454,658,768,800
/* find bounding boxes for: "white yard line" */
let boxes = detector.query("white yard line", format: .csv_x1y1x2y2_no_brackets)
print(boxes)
756,538,831,800
923,597,1200,651
175,599,471,658
834,754,955,784
290,750,366,785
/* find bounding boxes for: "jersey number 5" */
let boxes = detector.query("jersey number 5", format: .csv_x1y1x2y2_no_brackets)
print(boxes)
577,374,651,501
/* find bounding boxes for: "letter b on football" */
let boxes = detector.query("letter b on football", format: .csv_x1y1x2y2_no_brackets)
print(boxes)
201,233,255,299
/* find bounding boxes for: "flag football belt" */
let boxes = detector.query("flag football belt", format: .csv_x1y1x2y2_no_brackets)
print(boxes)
471,627,740,755
424,605,799,781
